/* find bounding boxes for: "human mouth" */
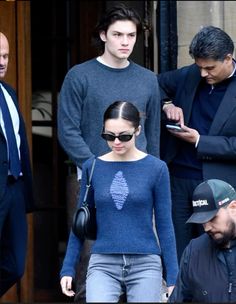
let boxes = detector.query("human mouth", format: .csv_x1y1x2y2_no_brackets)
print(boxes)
0,68,6,77
119,49,129,53
208,231,221,240
113,146,123,152
206,78,214,83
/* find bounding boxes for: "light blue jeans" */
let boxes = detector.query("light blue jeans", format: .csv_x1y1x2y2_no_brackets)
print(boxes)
86,253,162,303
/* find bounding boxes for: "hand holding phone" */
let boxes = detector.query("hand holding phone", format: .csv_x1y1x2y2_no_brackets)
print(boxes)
166,122,185,132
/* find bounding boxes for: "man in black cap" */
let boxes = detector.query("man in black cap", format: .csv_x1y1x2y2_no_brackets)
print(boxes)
169,179,236,303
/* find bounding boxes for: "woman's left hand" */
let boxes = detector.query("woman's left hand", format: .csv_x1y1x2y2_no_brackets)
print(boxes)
167,285,175,297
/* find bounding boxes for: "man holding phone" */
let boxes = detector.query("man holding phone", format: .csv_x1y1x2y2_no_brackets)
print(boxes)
158,26,236,263
165,121,185,132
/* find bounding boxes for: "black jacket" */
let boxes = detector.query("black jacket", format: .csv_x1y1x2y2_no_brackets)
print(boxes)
169,233,236,302
0,81,35,212
157,63,236,189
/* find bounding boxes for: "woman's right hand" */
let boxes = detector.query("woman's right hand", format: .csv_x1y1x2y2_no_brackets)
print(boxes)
60,276,75,297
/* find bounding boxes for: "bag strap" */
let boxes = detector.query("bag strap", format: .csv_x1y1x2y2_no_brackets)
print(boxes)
83,158,96,204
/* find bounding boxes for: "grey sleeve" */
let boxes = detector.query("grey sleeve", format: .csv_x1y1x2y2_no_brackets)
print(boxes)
145,78,161,157
57,74,93,168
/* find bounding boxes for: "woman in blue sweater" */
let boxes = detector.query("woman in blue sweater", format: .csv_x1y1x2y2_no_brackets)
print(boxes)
60,101,178,302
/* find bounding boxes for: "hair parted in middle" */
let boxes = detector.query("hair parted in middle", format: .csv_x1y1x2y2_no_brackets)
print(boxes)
103,101,141,129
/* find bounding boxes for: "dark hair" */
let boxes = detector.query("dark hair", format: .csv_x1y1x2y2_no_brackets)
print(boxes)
189,26,234,61
92,3,142,55
103,101,140,129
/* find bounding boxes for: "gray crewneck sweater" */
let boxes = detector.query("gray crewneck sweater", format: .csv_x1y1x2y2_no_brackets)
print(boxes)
58,58,161,168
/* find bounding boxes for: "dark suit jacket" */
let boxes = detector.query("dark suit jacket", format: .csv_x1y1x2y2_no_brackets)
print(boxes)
0,81,34,212
158,63,236,188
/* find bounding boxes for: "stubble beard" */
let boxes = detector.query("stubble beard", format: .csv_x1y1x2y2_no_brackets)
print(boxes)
209,221,236,247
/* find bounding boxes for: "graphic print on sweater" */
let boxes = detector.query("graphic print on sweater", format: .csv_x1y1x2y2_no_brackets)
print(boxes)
110,171,129,210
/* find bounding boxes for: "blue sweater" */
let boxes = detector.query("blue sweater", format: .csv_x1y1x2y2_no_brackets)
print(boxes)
57,59,160,168
60,155,179,286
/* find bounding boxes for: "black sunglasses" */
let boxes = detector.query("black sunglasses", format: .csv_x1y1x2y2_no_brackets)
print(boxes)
101,132,136,142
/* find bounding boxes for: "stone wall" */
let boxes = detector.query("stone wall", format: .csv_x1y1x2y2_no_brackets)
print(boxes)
177,1,236,67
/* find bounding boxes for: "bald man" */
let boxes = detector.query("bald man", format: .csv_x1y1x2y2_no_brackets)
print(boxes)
0,32,34,296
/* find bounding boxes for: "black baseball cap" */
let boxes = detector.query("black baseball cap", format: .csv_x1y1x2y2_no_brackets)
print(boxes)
187,179,236,224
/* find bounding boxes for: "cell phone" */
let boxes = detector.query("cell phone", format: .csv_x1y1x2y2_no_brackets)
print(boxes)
166,123,185,132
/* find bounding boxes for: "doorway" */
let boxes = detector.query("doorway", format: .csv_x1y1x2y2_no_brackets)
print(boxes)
31,1,154,301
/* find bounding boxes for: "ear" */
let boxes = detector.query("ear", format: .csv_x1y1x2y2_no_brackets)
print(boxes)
135,125,141,136
228,200,236,215
100,31,107,42
225,53,233,63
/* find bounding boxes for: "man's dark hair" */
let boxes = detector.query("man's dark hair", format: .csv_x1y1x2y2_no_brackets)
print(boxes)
92,3,142,55
189,26,234,61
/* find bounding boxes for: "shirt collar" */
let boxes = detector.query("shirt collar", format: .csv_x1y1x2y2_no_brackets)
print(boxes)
228,59,236,78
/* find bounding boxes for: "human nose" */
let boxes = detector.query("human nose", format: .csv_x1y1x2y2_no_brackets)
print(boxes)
114,137,121,143
200,68,208,78
121,35,129,45
203,222,211,232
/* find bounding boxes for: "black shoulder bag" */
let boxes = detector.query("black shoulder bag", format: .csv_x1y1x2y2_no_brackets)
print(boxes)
72,158,97,240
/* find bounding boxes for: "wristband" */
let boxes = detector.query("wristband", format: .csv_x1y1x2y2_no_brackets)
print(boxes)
163,100,172,105
162,100,173,110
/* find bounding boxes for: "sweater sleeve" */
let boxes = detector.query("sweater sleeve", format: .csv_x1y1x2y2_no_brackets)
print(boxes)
153,162,179,286
59,158,94,279
57,68,94,168
60,230,83,279
145,76,161,158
